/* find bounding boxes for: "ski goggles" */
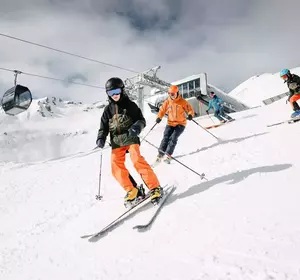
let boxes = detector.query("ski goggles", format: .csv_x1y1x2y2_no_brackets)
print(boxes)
107,88,122,96
169,92,177,97
280,74,288,80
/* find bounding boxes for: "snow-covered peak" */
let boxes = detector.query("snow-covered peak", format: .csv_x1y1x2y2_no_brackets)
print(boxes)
0,96,108,163
228,66,300,107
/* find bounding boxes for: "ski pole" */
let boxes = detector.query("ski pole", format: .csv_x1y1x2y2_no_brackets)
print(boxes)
144,139,207,180
95,151,104,200
207,112,216,124
192,119,219,140
140,122,158,143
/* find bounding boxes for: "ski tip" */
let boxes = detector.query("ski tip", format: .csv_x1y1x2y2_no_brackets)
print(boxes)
87,232,107,242
80,234,93,239
88,237,100,243
132,225,148,232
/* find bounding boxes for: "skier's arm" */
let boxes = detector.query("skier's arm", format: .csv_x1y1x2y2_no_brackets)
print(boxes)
288,75,300,100
157,99,169,119
287,91,294,101
294,75,300,86
183,99,195,118
184,100,195,117
207,100,212,111
129,102,146,134
96,109,109,144
217,97,224,106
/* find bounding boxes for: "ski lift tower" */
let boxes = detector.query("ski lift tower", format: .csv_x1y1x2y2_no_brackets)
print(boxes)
124,66,171,113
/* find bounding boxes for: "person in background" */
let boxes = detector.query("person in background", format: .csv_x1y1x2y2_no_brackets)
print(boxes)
155,85,194,164
279,68,300,114
206,91,234,123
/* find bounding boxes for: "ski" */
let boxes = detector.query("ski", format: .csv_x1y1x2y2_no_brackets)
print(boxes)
204,123,225,129
81,193,152,241
133,185,176,232
204,118,235,130
288,118,300,124
267,116,300,127
81,184,169,242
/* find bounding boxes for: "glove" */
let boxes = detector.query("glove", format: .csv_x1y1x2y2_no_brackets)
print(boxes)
286,99,289,104
96,138,105,148
128,125,141,137
156,117,161,124
187,114,193,120
206,110,209,114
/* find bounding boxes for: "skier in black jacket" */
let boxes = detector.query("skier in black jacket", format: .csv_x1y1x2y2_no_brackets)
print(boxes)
96,77,163,206
280,68,300,112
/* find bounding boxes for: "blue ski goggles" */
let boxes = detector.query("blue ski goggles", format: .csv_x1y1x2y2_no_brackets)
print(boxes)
107,88,122,96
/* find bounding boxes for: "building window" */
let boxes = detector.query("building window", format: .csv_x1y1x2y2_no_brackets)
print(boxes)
177,84,183,93
194,79,200,89
188,81,194,91
182,83,188,96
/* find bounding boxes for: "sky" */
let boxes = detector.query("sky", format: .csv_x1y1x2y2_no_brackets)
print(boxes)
0,0,299,103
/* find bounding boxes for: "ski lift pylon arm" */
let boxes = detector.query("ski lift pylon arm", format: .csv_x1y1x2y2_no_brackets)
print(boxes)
13,70,22,86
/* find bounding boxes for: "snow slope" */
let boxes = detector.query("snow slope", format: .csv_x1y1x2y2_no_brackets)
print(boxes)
1,89,300,279
228,66,300,107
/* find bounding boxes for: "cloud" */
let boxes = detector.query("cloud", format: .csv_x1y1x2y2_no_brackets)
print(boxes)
0,0,299,103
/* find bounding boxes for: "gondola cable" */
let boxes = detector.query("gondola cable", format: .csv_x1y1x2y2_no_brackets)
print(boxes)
0,32,139,74
0,67,105,89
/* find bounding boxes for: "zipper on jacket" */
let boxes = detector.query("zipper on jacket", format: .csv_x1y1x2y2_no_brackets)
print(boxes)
114,104,123,146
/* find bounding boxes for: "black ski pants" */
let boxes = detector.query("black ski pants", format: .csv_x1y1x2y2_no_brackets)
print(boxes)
158,125,185,156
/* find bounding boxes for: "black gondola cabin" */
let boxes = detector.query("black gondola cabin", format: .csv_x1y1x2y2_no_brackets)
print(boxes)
1,85,32,116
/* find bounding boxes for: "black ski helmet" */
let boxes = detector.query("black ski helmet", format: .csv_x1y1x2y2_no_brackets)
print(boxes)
105,77,125,92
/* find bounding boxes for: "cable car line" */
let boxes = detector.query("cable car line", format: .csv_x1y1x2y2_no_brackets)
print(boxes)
0,32,139,74
0,67,105,89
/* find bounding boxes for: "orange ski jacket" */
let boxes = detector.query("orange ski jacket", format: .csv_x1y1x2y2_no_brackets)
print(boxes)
157,94,194,127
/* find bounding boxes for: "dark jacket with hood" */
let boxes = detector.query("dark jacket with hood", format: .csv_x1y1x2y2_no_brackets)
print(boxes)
287,74,300,101
97,93,146,149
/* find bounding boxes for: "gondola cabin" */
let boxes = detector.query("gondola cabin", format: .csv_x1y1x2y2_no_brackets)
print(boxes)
1,85,32,116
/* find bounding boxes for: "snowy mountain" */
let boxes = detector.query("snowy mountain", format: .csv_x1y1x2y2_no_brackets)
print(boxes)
228,66,300,107
0,96,107,163
1,74,300,280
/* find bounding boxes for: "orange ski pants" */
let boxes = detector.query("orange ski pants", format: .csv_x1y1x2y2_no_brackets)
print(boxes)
290,94,300,107
111,144,160,192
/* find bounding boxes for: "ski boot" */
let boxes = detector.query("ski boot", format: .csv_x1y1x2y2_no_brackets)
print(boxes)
124,184,146,208
150,186,164,205
156,154,163,163
163,155,172,164
291,110,300,119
